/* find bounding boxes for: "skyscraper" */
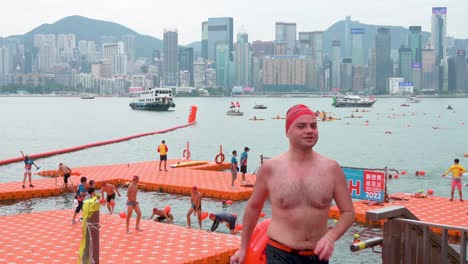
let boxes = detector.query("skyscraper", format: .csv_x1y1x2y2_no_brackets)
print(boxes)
340,58,353,91
398,48,412,82
331,41,341,89
179,47,194,86
298,32,312,56
275,22,297,55
235,30,250,87
207,17,233,61
215,43,230,89
431,7,448,91
344,16,351,58
351,28,365,66
163,30,179,86
201,21,208,60
375,28,392,94
408,26,422,66
455,50,466,91
422,49,438,91
121,35,136,62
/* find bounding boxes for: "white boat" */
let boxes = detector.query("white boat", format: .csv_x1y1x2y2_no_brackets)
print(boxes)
407,96,421,103
129,88,176,111
226,106,244,116
80,94,95,99
332,94,376,107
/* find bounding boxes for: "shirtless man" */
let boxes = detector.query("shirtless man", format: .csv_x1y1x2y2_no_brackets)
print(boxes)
101,182,121,214
126,175,142,233
149,208,174,224
58,163,72,191
186,186,202,229
230,104,355,264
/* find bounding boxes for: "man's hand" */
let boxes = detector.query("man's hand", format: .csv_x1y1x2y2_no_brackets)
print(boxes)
314,235,334,261
230,249,246,264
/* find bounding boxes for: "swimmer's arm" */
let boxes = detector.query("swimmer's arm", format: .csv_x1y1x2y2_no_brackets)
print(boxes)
326,162,355,243
210,219,220,232
239,163,269,253
113,185,121,196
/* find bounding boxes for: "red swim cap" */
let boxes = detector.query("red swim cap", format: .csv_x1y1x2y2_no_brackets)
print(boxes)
285,104,315,133
209,213,215,219
153,208,158,213
133,175,139,181
192,186,197,191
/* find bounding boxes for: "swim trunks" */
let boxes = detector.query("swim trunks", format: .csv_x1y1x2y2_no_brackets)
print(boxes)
106,193,116,203
160,155,167,161
126,201,138,206
192,203,201,210
64,173,70,184
266,238,327,264
156,216,167,221
240,165,247,174
452,178,462,190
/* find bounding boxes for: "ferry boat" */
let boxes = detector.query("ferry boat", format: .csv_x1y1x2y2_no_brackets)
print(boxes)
226,108,244,116
80,94,95,99
332,94,376,107
253,104,267,109
407,96,421,103
129,88,176,111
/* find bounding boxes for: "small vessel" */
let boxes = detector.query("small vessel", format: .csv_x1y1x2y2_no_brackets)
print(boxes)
332,94,376,107
226,108,244,116
80,94,95,99
447,105,453,110
249,116,265,121
129,88,175,111
401,104,410,107
253,104,267,109
408,96,421,103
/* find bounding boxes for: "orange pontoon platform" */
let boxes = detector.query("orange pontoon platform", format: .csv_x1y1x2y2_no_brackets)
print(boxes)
0,210,240,263
0,159,256,202
329,195,468,238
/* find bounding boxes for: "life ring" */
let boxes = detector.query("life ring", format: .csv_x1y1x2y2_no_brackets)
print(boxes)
183,149,191,159
215,153,225,164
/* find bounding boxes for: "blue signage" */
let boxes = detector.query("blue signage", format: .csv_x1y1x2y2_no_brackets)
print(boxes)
351,28,365,34
412,63,421,69
399,82,414,87
343,167,385,202
432,7,447,14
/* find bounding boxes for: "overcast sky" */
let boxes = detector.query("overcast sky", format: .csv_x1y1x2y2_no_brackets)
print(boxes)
1,0,466,44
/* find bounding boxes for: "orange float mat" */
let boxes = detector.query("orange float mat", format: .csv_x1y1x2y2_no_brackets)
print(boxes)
0,210,240,263
0,159,255,202
329,195,468,238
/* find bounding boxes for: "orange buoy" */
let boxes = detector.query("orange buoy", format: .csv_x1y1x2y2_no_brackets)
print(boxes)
200,211,208,220
188,105,198,123
235,224,243,231
401,170,406,175
119,211,126,219
259,212,266,217
244,219,271,264
164,206,171,214
226,200,233,205
394,174,399,179
427,189,434,195
419,171,426,176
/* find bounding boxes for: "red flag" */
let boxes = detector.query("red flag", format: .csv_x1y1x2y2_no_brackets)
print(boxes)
231,101,235,107
236,101,240,108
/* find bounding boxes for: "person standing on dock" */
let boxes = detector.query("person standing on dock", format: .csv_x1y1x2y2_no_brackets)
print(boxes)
58,163,72,191
101,182,121,214
126,175,142,233
72,176,87,224
230,104,355,264
186,186,202,229
442,158,466,201
20,151,39,188
240,147,249,184
157,140,168,171
231,151,239,189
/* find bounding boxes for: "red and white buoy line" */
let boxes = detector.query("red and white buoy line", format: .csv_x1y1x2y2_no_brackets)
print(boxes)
0,121,197,167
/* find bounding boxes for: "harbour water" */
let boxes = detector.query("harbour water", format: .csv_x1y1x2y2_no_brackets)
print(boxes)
0,96,467,263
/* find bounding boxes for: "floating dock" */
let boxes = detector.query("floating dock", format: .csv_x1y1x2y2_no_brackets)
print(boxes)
0,159,256,202
329,195,468,238
0,210,240,263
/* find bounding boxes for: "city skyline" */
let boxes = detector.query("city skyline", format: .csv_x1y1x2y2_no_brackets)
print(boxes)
1,0,467,44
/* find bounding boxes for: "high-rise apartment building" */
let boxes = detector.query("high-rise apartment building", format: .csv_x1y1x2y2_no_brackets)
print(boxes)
201,21,208,60
122,35,136,62
331,41,341,89
179,47,194,86
262,55,306,91
251,41,274,58
340,58,353,91
215,43,230,89
235,31,250,87
351,28,365,66
352,65,365,92
193,59,206,87
422,49,438,91
275,22,296,55
163,30,179,86
207,17,233,61
375,28,392,94
398,48,412,82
